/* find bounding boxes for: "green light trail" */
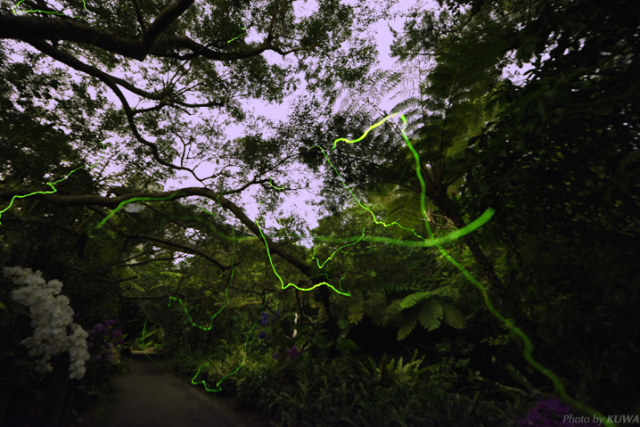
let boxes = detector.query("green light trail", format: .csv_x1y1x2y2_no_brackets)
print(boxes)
255,220,352,297
167,295,227,331
269,178,286,190
312,229,366,269
163,207,264,392
332,113,399,149
0,165,85,226
92,193,188,231
138,320,163,365
253,115,494,297
324,112,612,425
12,0,88,16
227,28,247,44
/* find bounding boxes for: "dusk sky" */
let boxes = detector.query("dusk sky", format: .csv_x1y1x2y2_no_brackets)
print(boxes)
9,0,526,241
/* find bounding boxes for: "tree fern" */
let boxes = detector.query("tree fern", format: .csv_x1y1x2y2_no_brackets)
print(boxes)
399,288,447,310
397,311,419,341
394,290,467,340
418,297,444,331
441,301,466,329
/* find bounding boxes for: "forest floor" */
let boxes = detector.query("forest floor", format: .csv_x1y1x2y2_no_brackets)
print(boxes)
74,350,271,427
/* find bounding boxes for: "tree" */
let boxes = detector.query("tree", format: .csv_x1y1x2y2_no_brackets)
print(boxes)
290,3,530,338
0,0,396,292
0,0,401,376
279,0,640,417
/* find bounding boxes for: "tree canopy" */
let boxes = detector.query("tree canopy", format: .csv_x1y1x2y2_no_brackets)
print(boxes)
1,0,639,425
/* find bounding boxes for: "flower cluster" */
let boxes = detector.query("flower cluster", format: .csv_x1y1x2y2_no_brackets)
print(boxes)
258,310,280,339
272,345,302,361
517,397,602,427
88,319,124,365
4,266,90,379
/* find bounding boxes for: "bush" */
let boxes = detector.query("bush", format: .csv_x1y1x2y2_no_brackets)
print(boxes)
235,351,515,427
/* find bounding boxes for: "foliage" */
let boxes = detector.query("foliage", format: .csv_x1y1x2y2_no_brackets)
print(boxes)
517,397,602,427
235,350,520,427
2,0,639,422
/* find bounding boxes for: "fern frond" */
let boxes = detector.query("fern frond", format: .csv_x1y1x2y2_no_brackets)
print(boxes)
399,291,433,310
397,316,418,341
441,301,466,329
398,287,450,310
385,191,423,228
418,298,444,331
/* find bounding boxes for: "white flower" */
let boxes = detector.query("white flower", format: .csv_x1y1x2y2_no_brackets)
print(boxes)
5,266,90,379
46,279,63,295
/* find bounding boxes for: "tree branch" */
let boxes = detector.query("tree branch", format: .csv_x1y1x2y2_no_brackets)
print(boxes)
131,0,147,32
0,13,147,59
0,186,313,277
215,194,312,277
141,0,194,53
88,206,232,271
25,39,197,175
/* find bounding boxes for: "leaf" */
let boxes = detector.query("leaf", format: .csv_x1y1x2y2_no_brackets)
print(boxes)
399,291,433,310
397,318,417,341
314,335,332,348
399,287,448,310
418,298,443,331
348,310,364,324
130,283,146,293
336,337,360,352
441,302,467,329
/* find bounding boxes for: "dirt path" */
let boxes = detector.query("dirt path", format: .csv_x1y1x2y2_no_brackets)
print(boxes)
80,352,270,427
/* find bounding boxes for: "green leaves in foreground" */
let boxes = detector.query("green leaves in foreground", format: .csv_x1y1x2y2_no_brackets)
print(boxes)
396,289,467,340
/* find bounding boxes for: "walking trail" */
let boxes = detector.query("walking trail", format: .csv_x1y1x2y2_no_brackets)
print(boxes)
78,351,270,427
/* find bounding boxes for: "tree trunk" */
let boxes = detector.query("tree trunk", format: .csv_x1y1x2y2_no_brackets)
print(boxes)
430,194,570,372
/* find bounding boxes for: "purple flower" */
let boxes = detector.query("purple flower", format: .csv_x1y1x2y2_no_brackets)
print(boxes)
517,397,601,427
112,330,123,339
260,312,270,326
271,351,280,359
95,354,102,362
91,323,106,334
286,345,301,360
258,331,267,339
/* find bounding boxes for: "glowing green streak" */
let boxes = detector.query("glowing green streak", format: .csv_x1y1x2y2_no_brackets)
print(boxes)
269,178,286,190
12,0,88,16
332,113,399,149
312,228,366,269
167,296,227,331
93,194,187,230
390,114,612,425
314,209,495,247
0,166,85,226
255,220,352,296
139,320,162,365
167,208,261,392
314,145,429,241
227,28,247,43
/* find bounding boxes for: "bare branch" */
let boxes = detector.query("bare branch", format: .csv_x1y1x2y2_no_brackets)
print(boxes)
0,13,147,59
141,0,195,52
131,0,147,32
119,256,175,267
26,40,197,175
